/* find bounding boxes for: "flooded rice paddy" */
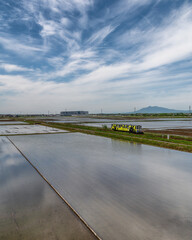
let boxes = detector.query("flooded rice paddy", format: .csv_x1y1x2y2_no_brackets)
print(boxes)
79,119,192,130
0,125,67,135
47,117,192,125
0,121,28,125
47,117,125,123
10,133,192,240
0,136,96,240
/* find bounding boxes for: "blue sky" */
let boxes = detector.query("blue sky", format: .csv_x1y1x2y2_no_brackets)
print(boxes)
0,0,192,113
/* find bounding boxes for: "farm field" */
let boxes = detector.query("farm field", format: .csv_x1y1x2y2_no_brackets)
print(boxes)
10,132,192,240
2,0,192,239
0,136,96,240
0,121,28,125
0,119,192,239
0,124,67,135
78,119,192,130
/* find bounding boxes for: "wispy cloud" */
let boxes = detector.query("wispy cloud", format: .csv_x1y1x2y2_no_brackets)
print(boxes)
0,36,44,55
87,25,116,45
0,0,192,112
0,63,32,72
113,3,192,71
139,4,192,70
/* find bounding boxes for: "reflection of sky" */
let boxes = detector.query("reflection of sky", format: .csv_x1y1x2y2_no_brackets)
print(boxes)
0,137,46,210
0,136,95,240
10,133,192,240
47,117,126,123
48,117,192,124
0,125,67,135
0,121,28,125
79,120,192,129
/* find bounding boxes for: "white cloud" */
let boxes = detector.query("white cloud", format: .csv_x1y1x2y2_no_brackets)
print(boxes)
121,0,154,10
0,62,191,113
87,25,116,45
70,49,96,60
73,63,131,85
61,17,71,27
102,0,154,24
0,0,192,113
35,13,83,54
0,64,32,72
113,3,192,74
44,58,102,79
42,0,93,13
22,0,93,21
39,19,57,37
139,5,192,70
0,36,44,55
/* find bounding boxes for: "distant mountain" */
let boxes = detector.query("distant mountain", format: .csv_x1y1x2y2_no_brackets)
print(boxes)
132,106,187,114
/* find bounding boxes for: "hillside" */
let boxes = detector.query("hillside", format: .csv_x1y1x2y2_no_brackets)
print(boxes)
133,106,187,114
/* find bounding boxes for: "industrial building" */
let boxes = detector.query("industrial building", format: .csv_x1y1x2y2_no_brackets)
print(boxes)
60,111,89,116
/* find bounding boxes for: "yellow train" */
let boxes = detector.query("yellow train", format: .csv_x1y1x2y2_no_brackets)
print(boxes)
111,124,143,134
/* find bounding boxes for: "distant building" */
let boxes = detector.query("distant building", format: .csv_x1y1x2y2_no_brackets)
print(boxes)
60,111,89,116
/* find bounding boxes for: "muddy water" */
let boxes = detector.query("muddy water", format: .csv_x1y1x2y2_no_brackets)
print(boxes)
10,133,192,240
0,136,97,240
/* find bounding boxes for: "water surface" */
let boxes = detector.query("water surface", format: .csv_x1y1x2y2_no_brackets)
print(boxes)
0,125,67,135
0,121,28,125
47,117,192,125
0,136,97,240
10,133,192,240
47,117,125,123
79,119,192,129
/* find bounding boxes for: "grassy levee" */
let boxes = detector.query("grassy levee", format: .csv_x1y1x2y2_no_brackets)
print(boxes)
25,120,192,153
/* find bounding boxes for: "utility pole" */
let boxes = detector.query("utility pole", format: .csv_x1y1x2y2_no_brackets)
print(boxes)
189,105,191,114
